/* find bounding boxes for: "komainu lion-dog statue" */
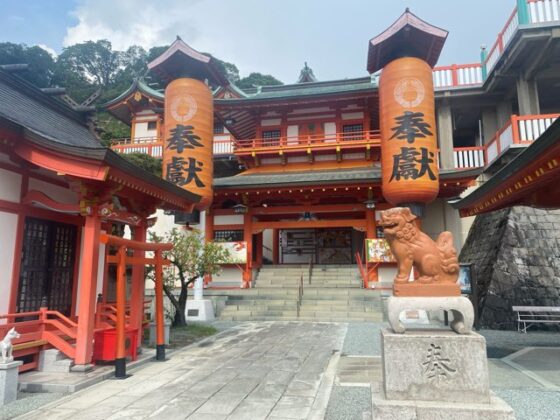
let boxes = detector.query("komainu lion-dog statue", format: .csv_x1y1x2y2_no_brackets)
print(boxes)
379,207,461,296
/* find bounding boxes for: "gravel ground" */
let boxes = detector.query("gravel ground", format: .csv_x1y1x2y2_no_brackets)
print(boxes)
325,386,371,420
479,328,560,357
495,389,560,420
341,322,385,356
0,391,65,420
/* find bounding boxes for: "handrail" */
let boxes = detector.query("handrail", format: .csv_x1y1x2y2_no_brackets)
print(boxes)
297,273,304,318
308,256,313,285
234,129,381,151
111,136,161,146
356,252,368,289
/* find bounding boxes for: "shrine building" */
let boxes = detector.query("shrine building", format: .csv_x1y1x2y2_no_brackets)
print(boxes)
107,0,560,290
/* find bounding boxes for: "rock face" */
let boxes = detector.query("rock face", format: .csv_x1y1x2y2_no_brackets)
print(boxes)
460,206,560,330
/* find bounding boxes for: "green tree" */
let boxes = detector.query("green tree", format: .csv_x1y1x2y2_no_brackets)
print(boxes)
237,72,283,89
149,228,230,326
56,40,123,88
0,42,56,87
122,152,162,177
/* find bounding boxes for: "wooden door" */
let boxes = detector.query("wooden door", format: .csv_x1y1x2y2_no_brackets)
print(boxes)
17,218,77,315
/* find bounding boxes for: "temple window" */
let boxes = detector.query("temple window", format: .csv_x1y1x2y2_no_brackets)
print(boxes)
342,123,364,141
262,129,281,146
214,230,244,242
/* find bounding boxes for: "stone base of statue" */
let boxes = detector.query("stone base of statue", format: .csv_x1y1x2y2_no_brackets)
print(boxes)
388,296,475,334
371,328,515,419
185,299,215,322
0,360,22,406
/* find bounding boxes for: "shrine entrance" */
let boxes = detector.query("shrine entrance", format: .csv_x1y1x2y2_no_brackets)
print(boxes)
17,217,78,316
277,228,364,265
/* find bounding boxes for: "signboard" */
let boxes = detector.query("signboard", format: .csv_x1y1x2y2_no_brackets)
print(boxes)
366,239,396,263
216,241,247,264
458,263,473,295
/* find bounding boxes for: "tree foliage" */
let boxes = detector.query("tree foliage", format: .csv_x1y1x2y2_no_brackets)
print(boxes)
237,72,283,89
0,40,282,142
121,153,162,177
149,228,230,326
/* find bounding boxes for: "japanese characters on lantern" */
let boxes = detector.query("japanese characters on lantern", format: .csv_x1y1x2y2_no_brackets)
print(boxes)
163,78,214,211
380,57,439,207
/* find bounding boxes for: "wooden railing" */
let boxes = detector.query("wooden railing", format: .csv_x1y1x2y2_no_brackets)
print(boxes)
433,64,483,89
528,0,560,23
485,113,559,165
234,130,381,153
355,252,369,289
0,308,78,371
110,136,235,158
453,147,486,169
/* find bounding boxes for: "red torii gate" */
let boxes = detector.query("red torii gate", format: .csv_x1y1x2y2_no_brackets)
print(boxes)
100,233,172,378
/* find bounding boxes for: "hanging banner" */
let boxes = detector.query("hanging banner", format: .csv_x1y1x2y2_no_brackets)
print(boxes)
163,78,214,211
380,57,439,206
366,238,396,263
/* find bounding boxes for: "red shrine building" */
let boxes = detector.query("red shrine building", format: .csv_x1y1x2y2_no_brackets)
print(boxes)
108,1,560,288
0,65,198,371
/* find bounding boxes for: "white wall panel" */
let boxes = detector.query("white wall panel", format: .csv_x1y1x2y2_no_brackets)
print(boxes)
0,168,22,203
0,212,18,317
28,178,77,205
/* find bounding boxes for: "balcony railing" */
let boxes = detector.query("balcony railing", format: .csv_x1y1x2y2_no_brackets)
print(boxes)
485,113,559,165
433,0,560,89
453,147,486,169
233,130,381,153
110,136,235,158
433,64,483,89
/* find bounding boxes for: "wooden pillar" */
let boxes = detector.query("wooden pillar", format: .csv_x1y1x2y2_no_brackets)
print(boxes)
115,245,127,378
255,232,263,267
365,209,379,283
130,222,146,346
154,250,166,361
243,212,253,288
204,211,213,285
75,212,101,367
272,229,280,265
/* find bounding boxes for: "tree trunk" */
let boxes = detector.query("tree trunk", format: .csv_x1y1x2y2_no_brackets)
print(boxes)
175,285,189,327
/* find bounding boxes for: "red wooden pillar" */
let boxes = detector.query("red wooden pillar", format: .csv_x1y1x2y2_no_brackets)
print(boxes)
154,250,166,361
75,212,101,367
243,212,253,288
272,229,280,265
365,209,379,283
255,232,263,267
130,221,147,347
204,211,213,285
115,245,127,378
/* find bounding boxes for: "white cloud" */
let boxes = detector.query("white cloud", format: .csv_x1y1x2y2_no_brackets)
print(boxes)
63,0,202,50
37,44,57,58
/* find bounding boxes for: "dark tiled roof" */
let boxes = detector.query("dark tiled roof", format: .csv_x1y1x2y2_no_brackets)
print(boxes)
215,167,381,189
215,166,481,189
0,69,103,150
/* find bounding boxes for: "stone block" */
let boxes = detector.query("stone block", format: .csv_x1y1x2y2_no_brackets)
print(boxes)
372,388,515,420
0,360,22,405
38,349,74,373
381,329,490,404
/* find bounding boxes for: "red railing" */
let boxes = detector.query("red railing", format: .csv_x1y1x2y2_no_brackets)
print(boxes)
355,252,369,289
433,63,483,89
484,113,559,165
0,308,78,371
110,136,235,158
234,130,381,153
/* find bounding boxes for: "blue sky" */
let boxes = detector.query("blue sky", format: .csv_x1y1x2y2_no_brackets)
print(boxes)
1,0,512,83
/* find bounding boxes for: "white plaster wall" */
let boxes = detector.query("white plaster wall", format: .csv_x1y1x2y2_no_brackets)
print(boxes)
213,267,242,284
0,168,22,203
378,266,398,284
214,215,243,226
134,121,157,139
28,178,77,205
261,118,281,127
341,112,364,120
0,212,18,319
263,229,273,262
74,229,106,316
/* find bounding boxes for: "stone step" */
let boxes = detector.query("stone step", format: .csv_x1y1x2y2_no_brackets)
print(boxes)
219,315,383,322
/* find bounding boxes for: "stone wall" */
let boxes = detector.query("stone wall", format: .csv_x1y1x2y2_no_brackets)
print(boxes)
460,206,560,330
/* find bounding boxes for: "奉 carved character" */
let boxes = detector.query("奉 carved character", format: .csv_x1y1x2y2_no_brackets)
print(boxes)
1,328,20,363
379,207,460,296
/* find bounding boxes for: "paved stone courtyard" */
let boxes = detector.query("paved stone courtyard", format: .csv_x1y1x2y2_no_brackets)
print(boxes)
9,321,560,420
17,322,347,420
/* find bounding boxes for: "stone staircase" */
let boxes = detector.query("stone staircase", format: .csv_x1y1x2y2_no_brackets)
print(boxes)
214,265,385,322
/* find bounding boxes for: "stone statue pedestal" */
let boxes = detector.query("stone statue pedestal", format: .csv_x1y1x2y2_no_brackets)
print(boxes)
0,360,22,406
372,329,515,419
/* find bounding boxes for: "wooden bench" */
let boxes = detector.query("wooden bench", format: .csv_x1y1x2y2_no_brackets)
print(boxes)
512,306,560,333
13,339,48,351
